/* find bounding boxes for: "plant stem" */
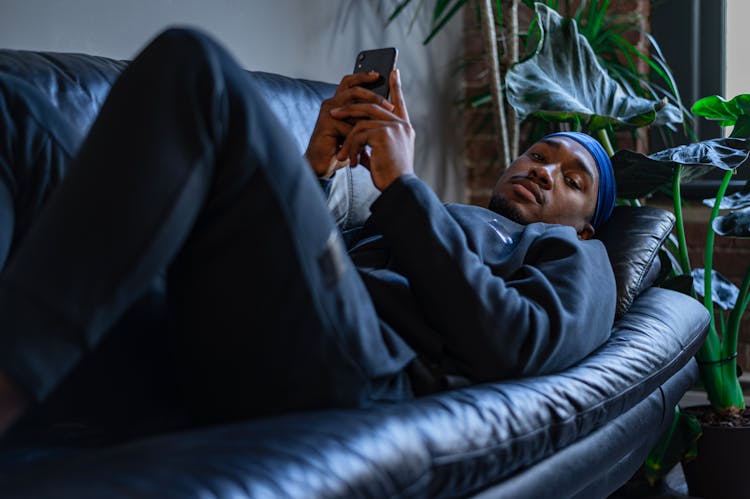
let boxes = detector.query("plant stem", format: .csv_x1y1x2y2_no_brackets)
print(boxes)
671,165,691,274
595,128,615,156
701,169,744,414
727,266,750,365
510,0,520,159
704,170,733,334
479,0,511,169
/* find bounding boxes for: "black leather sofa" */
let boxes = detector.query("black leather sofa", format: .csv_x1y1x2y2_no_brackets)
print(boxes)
0,47,710,498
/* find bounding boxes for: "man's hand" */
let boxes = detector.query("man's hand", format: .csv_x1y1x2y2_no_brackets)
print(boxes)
331,70,415,191
305,72,395,178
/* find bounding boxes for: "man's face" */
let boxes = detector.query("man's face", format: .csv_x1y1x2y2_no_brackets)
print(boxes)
489,136,599,240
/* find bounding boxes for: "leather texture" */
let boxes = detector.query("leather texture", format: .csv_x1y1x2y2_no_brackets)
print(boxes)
597,205,676,318
479,361,698,499
0,48,711,498
0,50,127,136
0,289,709,498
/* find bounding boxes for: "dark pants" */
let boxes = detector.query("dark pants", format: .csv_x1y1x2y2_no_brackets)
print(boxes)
0,29,413,428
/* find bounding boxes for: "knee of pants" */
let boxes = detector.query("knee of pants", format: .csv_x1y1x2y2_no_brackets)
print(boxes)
138,26,229,80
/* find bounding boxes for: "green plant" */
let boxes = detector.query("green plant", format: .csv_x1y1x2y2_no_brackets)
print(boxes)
520,0,689,123
504,3,680,153
612,96,750,415
609,95,750,488
388,0,686,164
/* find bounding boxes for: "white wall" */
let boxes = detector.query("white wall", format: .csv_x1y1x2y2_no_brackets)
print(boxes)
725,0,749,100
0,0,464,201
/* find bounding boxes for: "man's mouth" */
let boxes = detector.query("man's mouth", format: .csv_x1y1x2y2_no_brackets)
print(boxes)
511,178,544,204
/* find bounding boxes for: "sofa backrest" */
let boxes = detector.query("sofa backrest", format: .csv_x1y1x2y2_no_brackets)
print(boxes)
0,48,676,319
0,50,127,137
0,49,337,156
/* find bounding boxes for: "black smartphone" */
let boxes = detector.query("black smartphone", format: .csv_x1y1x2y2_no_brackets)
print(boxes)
353,48,398,99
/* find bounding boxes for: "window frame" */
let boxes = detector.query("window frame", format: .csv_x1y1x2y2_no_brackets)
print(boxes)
650,0,746,199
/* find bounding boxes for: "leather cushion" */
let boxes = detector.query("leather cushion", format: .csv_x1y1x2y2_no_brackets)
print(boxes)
596,205,675,319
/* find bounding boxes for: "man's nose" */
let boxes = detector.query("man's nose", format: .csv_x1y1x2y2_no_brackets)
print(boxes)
529,164,555,189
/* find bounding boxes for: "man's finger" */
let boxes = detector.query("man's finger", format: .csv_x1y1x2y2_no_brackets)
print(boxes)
360,150,371,170
390,69,410,121
346,130,368,167
330,103,396,122
336,126,373,165
330,85,395,113
328,118,353,137
328,156,350,173
336,72,380,92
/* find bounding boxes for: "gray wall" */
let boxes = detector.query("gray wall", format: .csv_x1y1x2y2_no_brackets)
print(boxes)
726,0,749,100
0,0,464,201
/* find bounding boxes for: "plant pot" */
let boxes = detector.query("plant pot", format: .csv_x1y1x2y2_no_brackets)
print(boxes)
682,405,750,499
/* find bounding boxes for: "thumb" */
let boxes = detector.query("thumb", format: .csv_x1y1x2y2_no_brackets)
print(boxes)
390,69,410,121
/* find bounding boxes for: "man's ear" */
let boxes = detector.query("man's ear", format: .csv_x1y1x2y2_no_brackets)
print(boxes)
578,223,595,240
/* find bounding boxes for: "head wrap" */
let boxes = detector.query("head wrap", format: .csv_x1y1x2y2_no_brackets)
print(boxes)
544,132,616,229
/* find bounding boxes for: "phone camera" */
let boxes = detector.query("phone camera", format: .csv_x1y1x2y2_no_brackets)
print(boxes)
358,53,365,61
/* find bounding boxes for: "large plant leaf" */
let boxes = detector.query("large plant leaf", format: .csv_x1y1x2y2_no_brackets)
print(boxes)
610,152,701,199
732,115,750,139
649,137,750,169
692,94,750,127
691,268,740,311
692,94,750,139
611,138,750,199
713,206,750,238
505,3,681,131
651,101,684,128
703,191,750,210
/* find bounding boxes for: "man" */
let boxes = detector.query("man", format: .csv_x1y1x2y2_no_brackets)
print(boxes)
0,28,616,436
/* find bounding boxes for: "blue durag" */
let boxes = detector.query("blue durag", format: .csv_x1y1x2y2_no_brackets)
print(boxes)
544,132,616,229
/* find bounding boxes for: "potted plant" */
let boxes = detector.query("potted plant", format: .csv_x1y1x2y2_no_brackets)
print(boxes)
612,95,750,498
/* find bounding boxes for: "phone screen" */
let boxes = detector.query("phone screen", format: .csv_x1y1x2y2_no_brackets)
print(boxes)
353,48,398,99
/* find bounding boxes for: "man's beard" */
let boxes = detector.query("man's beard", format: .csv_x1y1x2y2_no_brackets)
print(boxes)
488,194,531,225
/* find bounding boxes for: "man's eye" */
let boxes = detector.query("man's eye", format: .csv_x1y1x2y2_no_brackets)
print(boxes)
566,177,580,190
531,152,544,161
